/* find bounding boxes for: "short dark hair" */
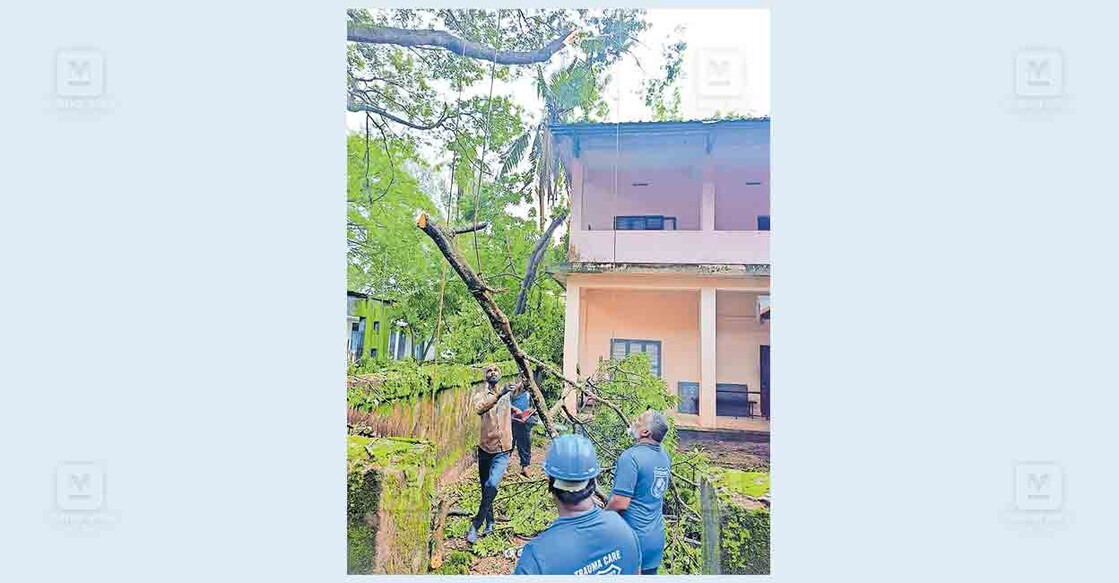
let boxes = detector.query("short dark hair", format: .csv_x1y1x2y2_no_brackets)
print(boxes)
548,476,596,505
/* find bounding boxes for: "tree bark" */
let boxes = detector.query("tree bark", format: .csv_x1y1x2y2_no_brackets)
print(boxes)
348,25,576,65
452,221,490,235
416,212,558,438
514,210,567,315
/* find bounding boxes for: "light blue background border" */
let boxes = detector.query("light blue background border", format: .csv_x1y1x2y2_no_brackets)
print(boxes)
2,1,1116,581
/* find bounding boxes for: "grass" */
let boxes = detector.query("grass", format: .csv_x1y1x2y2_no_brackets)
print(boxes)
714,468,770,498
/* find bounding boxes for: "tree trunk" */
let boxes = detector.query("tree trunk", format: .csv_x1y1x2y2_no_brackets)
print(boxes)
514,210,567,315
415,212,558,438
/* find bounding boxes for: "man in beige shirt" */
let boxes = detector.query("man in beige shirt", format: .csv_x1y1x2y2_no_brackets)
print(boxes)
466,363,525,544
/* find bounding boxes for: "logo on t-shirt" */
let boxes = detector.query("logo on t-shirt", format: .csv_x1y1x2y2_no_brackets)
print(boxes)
651,466,670,499
573,549,623,575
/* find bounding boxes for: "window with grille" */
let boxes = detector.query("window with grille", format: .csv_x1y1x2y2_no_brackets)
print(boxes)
610,339,662,377
614,216,677,231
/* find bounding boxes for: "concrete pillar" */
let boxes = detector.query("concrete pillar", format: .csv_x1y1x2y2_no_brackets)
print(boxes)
699,287,717,427
701,163,716,231
563,281,582,412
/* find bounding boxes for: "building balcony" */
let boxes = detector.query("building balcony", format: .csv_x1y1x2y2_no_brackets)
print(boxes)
570,228,770,265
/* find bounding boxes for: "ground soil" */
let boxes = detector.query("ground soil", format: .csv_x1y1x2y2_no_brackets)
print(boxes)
677,429,770,470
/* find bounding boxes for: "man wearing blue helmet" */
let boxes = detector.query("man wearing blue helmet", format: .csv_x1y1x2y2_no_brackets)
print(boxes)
514,434,643,575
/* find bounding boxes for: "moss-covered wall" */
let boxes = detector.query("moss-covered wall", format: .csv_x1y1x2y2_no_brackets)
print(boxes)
712,469,771,575
347,435,436,574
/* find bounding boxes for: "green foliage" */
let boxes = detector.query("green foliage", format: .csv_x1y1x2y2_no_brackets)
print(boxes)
719,504,771,575
579,352,680,471
348,360,516,411
433,550,473,575
643,26,688,122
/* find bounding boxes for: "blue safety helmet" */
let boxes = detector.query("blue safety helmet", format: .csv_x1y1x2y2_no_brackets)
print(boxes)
543,434,601,481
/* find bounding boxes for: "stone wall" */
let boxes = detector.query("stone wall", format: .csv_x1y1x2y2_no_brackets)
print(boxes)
347,436,436,574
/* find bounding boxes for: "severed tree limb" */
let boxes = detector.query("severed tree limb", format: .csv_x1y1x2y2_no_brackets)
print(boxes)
514,210,568,315
416,212,558,438
347,25,577,66
526,354,631,428
452,221,490,235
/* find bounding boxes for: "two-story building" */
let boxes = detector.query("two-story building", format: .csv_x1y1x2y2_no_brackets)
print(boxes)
550,119,771,432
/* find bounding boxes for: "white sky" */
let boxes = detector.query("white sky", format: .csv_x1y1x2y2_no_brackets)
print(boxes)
346,9,770,215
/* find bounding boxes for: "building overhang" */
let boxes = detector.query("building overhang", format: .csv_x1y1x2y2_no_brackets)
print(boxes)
549,262,770,285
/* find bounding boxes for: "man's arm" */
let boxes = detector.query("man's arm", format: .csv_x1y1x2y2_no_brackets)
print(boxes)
607,451,638,514
605,493,632,512
471,386,509,415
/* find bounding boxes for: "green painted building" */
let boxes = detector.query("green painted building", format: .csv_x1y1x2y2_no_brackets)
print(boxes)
347,291,433,362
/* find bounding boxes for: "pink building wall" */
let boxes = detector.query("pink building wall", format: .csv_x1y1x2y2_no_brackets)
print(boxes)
581,167,702,230
716,290,769,391
575,288,769,421
578,288,701,393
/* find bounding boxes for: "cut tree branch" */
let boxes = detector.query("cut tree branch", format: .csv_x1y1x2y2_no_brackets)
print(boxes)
514,210,567,315
526,354,631,429
416,212,558,438
347,25,577,65
452,221,490,235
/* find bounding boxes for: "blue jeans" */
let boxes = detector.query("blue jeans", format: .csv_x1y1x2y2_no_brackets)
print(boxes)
512,421,532,468
474,448,510,527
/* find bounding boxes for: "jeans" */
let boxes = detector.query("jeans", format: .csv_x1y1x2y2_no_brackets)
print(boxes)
473,448,510,528
512,421,532,468
641,568,658,575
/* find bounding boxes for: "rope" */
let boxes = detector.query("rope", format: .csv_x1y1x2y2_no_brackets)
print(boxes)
428,23,470,402
612,55,621,262
471,15,500,274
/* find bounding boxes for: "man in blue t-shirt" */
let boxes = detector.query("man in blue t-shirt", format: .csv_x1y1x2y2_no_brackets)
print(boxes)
514,434,643,575
606,410,672,575
510,388,534,477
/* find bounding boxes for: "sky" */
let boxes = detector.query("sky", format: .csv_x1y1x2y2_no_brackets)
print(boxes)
345,9,771,215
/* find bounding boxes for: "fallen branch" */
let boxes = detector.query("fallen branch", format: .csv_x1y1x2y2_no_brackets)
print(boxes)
416,212,557,437
514,210,567,315
526,354,630,428
347,25,577,66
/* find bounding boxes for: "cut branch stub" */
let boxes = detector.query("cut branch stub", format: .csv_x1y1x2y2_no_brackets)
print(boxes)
415,212,558,438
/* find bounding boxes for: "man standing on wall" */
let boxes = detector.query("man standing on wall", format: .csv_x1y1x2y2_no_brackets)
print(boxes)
466,363,525,543
605,410,672,575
